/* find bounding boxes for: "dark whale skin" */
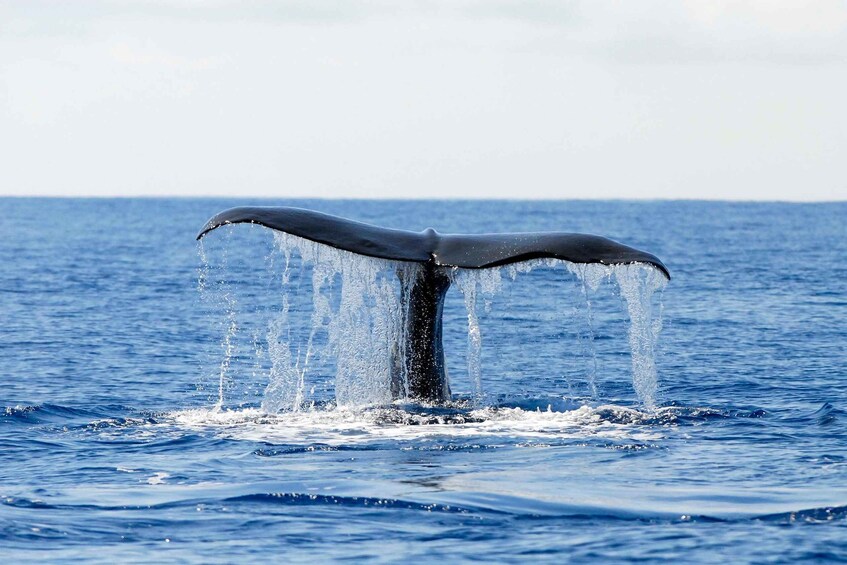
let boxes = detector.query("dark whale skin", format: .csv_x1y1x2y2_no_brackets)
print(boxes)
197,206,670,279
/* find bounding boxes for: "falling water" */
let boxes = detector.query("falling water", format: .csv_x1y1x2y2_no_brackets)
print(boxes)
567,262,613,399
562,261,667,408
197,238,238,409
502,259,605,400
452,267,503,404
201,232,667,411
261,241,301,413
613,264,668,409
460,260,667,409
261,232,418,411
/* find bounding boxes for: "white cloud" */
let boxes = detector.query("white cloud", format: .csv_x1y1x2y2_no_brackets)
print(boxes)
109,42,225,70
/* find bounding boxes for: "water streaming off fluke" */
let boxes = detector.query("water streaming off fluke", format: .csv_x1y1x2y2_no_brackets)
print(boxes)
199,230,667,412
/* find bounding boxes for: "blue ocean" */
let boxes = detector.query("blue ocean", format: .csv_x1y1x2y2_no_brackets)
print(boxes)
2,198,846,563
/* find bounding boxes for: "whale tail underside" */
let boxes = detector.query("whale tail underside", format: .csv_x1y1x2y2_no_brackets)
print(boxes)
197,206,670,279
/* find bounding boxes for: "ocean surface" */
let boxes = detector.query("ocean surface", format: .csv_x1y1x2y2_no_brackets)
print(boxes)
2,198,846,563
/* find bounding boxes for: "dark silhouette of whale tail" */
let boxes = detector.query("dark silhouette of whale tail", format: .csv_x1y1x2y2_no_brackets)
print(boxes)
198,206,669,403
198,206,669,277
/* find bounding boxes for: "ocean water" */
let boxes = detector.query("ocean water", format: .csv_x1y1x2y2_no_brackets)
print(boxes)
2,198,846,563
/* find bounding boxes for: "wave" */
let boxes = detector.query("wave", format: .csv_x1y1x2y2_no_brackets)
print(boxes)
4,490,844,525
756,505,847,524
224,493,474,514
2,403,140,426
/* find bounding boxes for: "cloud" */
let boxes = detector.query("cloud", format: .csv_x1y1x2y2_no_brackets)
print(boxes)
3,0,846,65
516,1,847,65
0,0,845,199
109,42,225,70
683,0,847,36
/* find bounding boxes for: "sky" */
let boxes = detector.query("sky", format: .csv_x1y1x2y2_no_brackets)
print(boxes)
1,0,845,200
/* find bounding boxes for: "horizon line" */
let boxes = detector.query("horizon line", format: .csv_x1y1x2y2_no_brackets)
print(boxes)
0,194,844,204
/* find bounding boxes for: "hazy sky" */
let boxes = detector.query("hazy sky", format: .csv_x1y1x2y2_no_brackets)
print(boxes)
1,1,845,200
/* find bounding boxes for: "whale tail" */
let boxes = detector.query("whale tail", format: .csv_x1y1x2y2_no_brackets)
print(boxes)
198,206,669,402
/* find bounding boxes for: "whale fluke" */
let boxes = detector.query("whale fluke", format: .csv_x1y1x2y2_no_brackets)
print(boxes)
197,206,670,278
198,206,669,404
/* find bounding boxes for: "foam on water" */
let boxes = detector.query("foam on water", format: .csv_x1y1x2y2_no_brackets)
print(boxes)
170,404,664,446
